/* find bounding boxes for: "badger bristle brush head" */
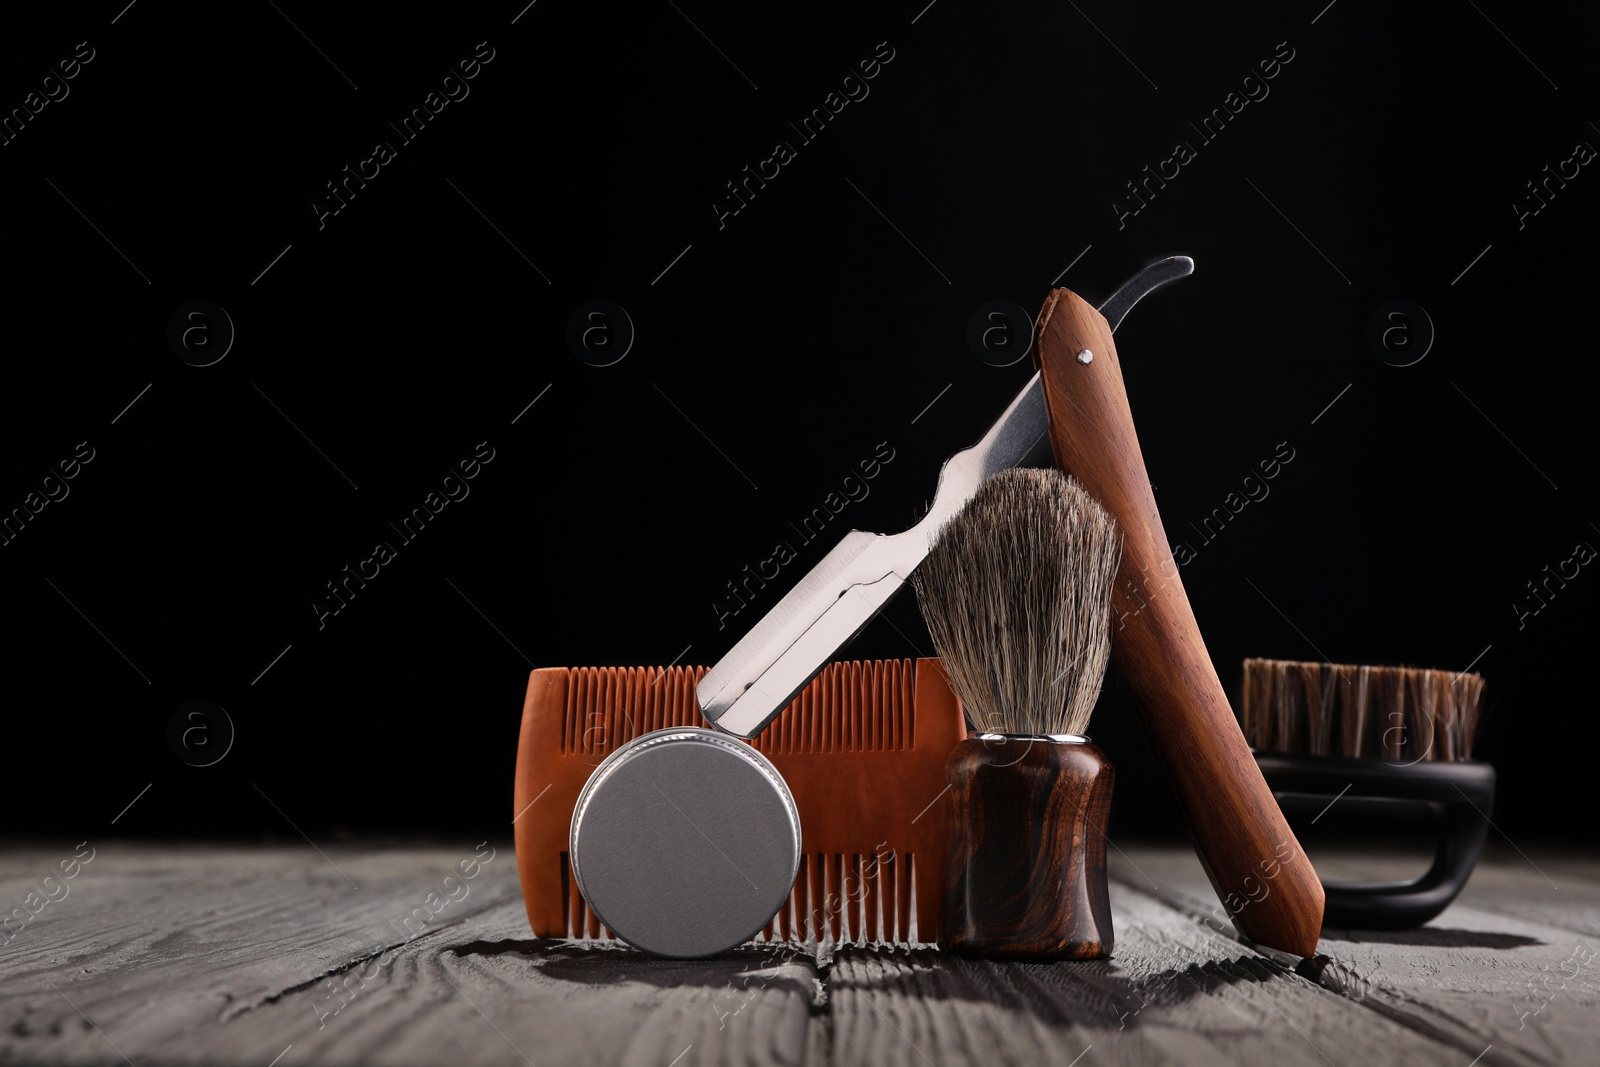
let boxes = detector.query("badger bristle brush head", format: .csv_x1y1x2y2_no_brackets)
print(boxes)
913,467,1122,959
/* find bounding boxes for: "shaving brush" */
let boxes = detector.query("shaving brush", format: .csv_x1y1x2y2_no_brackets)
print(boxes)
913,467,1122,959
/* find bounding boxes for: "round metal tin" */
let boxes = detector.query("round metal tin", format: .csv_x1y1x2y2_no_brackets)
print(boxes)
569,727,801,958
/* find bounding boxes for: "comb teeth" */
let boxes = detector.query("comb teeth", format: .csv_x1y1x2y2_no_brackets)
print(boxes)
558,659,921,944
557,849,921,946
560,660,917,755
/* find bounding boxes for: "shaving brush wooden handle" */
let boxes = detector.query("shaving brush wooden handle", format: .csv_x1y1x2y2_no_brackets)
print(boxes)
941,736,1114,959
1034,287,1325,956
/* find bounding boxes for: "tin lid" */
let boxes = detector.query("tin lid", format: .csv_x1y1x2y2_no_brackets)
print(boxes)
569,727,801,958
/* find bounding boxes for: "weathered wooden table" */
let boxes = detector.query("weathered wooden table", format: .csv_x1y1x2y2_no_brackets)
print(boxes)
4,841,1596,1066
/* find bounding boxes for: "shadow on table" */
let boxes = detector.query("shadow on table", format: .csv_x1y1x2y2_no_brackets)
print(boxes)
443,936,820,992
1319,927,1542,948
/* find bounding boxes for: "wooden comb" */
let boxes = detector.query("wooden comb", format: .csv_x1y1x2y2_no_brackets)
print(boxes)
513,657,965,945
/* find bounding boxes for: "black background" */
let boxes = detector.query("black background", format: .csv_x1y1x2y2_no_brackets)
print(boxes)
3,0,1595,846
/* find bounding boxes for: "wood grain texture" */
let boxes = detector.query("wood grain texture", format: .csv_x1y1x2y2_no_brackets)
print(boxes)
941,738,1114,960
1111,843,1600,1067
831,882,1468,1067
4,843,1595,1066
179,916,818,1067
0,843,523,1064
1035,287,1324,956
0,843,814,1067
1443,858,1600,938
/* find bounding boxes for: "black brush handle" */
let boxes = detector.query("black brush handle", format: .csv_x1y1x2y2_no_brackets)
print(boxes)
1257,754,1495,929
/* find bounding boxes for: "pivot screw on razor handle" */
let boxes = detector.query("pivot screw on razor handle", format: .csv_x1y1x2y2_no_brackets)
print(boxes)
1258,754,1495,929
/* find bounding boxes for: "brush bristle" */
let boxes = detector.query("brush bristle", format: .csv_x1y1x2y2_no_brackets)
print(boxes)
912,468,1121,736
1240,657,1487,761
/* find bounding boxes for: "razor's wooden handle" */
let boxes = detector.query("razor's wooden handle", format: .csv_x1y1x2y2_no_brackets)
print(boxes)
1034,287,1324,956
